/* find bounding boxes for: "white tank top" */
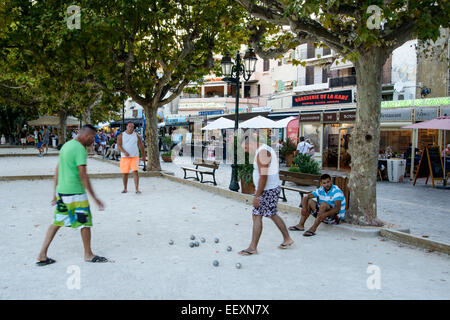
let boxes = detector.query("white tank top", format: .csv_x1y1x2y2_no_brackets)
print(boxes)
253,144,280,191
121,131,139,158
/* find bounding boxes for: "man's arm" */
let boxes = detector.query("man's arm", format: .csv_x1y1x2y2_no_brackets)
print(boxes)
253,150,271,208
78,165,104,210
116,133,129,156
137,135,146,161
51,164,59,205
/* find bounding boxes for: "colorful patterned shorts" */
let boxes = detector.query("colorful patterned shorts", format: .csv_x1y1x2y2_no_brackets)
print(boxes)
53,193,92,229
252,186,281,217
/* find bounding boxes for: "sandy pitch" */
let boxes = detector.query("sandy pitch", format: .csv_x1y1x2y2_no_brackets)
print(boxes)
0,177,449,300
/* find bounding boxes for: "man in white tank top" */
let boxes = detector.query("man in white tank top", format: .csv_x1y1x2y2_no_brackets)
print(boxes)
238,134,294,256
117,122,146,194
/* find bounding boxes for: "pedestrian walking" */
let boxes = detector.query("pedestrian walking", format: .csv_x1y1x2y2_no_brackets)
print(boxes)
117,122,146,194
42,125,50,154
36,130,44,157
238,134,294,256
19,128,27,149
36,124,107,266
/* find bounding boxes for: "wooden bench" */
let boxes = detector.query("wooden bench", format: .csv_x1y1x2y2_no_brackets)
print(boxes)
279,170,321,207
181,159,220,185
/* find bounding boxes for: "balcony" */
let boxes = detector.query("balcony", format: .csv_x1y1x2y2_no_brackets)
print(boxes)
329,75,356,88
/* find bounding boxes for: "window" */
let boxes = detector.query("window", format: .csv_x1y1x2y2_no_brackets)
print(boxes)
322,66,329,83
132,110,138,118
257,84,261,96
307,42,315,59
323,47,331,56
306,66,314,85
263,59,270,71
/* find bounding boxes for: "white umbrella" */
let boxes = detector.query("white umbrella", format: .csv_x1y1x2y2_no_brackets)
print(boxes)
273,116,297,128
239,116,277,129
202,117,235,130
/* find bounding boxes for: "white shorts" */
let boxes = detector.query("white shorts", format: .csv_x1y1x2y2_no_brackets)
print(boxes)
21,138,26,144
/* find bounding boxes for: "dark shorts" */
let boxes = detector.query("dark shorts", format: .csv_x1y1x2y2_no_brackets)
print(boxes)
310,201,340,224
252,186,281,217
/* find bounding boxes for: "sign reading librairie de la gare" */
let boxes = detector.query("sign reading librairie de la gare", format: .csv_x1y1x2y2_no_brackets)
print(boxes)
293,90,352,107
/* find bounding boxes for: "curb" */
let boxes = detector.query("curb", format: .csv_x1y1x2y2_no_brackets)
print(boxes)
379,228,450,255
0,153,58,157
0,172,161,181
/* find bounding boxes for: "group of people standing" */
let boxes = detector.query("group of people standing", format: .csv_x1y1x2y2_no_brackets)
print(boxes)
18,126,53,156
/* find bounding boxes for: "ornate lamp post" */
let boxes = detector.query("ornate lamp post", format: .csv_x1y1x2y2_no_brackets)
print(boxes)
220,49,257,191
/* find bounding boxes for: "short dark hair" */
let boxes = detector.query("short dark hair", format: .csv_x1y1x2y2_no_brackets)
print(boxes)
320,173,332,181
80,124,97,134
299,136,305,141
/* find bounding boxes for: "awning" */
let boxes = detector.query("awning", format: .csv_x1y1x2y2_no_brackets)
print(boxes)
239,116,277,129
202,117,235,130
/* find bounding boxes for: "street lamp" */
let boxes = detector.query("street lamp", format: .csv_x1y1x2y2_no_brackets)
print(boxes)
221,49,258,192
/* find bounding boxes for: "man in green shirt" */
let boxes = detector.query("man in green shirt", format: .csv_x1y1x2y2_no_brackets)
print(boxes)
36,125,108,266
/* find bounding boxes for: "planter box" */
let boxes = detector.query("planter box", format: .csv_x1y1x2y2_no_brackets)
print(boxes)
161,155,174,162
240,178,255,194
285,152,294,167
279,170,321,187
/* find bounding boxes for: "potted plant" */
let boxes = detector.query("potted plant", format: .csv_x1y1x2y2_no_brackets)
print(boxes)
290,153,321,186
238,152,255,194
280,137,297,167
161,150,175,162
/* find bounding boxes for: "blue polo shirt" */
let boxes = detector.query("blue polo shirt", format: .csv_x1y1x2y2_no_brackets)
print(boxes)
312,184,346,219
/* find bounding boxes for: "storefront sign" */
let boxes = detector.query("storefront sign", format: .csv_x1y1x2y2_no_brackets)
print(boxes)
166,116,188,125
441,106,450,117
293,90,352,107
198,110,224,116
381,97,450,109
251,106,272,112
323,112,338,123
415,107,438,121
299,113,321,122
339,111,356,122
380,108,412,121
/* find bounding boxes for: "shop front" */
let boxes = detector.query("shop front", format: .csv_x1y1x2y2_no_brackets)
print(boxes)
299,109,355,170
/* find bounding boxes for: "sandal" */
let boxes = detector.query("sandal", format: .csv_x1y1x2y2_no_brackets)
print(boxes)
87,256,108,263
278,242,294,249
36,258,56,266
288,225,305,231
238,249,257,256
303,230,316,237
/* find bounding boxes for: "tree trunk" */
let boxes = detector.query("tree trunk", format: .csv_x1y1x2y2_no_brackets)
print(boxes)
347,47,386,226
144,105,161,171
58,110,67,145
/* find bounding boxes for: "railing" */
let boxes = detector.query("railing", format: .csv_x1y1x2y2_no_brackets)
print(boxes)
329,75,356,88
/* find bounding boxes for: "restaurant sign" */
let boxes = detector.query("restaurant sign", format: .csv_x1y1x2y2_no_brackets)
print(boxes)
299,113,321,122
380,108,412,121
293,90,352,107
415,107,438,121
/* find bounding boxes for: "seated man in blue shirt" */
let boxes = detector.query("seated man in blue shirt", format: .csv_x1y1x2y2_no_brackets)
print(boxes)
288,173,346,236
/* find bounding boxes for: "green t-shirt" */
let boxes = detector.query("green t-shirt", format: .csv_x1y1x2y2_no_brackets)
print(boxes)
56,139,87,194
